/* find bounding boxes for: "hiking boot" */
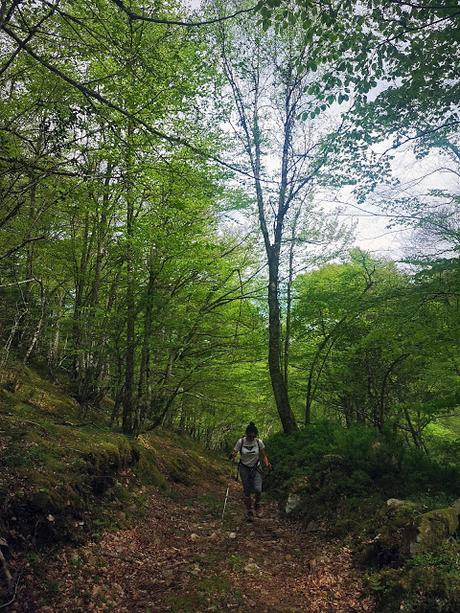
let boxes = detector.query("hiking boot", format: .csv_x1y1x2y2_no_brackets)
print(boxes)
246,510,254,523
255,505,262,518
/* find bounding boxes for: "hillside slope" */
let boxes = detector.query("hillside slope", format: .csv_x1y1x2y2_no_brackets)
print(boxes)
0,363,224,602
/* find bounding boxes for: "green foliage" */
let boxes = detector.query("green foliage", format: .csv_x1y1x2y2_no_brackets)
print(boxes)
0,0,458,475
267,422,460,525
367,541,460,613
289,251,460,444
0,0,274,438
258,0,460,151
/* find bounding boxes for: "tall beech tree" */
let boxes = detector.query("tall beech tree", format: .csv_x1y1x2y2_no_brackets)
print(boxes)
211,3,350,432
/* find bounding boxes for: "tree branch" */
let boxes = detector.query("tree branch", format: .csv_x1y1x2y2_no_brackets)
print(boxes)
110,0,260,27
0,23,259,180
0,236,46,261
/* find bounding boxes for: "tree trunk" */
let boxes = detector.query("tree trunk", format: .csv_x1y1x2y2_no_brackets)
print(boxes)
122,124,136,434
24,281,45,363
137,247,156,429
283,210,300,386
267,250,297,434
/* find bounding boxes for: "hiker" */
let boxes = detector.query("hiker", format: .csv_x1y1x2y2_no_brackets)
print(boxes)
230,422,272,521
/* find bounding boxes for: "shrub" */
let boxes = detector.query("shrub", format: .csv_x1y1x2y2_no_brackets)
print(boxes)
266,421,460,538
267,422,460,503
368,541,460,612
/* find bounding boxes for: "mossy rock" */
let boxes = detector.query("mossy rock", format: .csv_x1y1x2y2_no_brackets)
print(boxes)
360,499,460,568
132,446,166,489
285,475,309,494
410,505,460,555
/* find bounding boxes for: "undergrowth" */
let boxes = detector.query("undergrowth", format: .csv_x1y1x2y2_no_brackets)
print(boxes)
268,421,460,506
266,420,460,612
366,540,460,612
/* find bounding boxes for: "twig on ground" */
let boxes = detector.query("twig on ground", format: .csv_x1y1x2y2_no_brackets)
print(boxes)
0,571,21,610
0,546,12,593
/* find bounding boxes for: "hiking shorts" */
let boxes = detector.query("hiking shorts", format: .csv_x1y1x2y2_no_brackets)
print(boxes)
239,463,262,497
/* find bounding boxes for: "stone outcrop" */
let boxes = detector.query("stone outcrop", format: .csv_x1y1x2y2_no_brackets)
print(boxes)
410,499,460,555
360,498,460,566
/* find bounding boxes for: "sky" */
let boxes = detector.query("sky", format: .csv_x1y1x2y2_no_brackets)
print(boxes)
181,0,452,261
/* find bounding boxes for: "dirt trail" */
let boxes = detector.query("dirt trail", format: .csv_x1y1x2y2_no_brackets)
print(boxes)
13,477,374,612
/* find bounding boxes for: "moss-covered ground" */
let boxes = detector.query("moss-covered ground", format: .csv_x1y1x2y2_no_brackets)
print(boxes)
0,361,228,606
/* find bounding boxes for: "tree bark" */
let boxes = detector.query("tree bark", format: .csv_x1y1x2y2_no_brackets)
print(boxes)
267,257,297,433
283,210,300,386
122,123,136,434
137,247,156,428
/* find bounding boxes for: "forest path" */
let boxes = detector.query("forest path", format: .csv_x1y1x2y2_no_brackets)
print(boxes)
16,478,374,613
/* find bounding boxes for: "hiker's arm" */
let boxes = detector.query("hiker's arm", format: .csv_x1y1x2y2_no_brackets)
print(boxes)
229,448,238,461
229,441,240,461
260,448,272,469
228,438,243,462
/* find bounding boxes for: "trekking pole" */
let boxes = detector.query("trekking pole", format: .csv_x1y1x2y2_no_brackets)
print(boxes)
221,458,238,522
221,484,230,522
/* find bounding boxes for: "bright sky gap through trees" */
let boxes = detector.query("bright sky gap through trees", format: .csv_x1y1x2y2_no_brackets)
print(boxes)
184,0,458,260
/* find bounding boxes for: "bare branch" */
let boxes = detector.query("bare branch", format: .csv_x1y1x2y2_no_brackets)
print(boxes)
111,0,260,28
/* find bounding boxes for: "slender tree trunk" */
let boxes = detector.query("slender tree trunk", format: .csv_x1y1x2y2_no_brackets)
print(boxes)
24,281,45,363
137,247,156,428
71,209,91,377
283,210,300,385
305,335,339,424
1,309,25,369
23,182,37,308
403,407,424,450
377,354,409,430
48,289,64,368
267,251,297,433
122,123,136,434
84,161,113,398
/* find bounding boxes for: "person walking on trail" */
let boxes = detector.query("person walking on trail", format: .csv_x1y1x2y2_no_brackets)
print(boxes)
230,422,272,522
